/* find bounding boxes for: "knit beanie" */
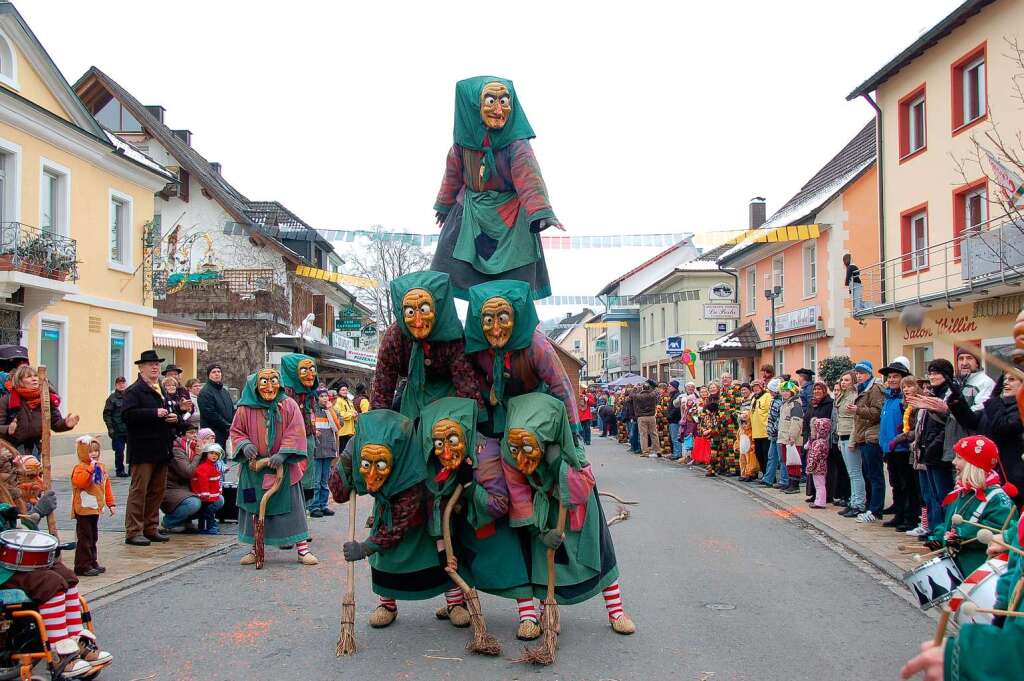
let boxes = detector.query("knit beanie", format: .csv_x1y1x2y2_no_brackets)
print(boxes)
854,360,873,374
767,378,782,393
927,358,955,378
206,363,222,377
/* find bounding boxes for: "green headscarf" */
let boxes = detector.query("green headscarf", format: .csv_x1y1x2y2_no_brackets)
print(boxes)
464,280,540,427
235,371,288,455
389,271,464,419
453,76,535,183
280,353,316,395
344,410,424,531
500,393,587,532
418,397,479,537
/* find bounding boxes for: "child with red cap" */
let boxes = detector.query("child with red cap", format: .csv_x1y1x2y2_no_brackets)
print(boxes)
924,434,1017,576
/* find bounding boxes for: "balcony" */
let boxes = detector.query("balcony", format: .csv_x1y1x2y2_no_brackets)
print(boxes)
156,268,289,323
0,222,79,308
854,215,1024,318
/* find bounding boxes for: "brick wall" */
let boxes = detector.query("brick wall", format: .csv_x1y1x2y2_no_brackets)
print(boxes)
196,318,287,391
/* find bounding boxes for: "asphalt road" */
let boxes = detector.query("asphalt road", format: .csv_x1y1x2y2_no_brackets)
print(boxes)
90,436,933,681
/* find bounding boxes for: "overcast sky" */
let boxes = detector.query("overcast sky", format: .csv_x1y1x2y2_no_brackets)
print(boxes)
23,0,962,315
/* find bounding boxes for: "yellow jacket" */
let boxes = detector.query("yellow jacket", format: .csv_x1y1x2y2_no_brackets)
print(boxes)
750,391,771,439
333,397,357,437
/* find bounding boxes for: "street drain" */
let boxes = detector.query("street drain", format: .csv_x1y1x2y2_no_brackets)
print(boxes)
704,602,736,611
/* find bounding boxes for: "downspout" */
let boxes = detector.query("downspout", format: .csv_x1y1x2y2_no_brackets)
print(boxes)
860,92,887,362
719,262,740,379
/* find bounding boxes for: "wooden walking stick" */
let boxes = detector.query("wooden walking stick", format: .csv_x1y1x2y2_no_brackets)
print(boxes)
520,503,567,666
442,484,501,656
37,366,56,538
253,460,284,569
336,489,358,657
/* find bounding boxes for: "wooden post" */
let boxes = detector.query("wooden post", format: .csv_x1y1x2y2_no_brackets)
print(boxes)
37,365,57,538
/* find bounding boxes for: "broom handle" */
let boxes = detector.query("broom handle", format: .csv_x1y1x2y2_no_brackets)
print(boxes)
37,366,56,538
346,489,357,599
545,504,568,603
258,461,284,521
442,484,473,593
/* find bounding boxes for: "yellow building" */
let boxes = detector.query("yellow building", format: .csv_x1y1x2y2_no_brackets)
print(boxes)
848,0,1024,377
0,3,173,451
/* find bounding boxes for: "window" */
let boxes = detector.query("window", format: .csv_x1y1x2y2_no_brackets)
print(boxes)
898,85,927,160
774,348,784,377
953,179,988,258
39,160,69,235
39,319,65,397
0,28,18,91
901,205,929,273
92,98,142,133
0,139,20,225
573,339,581,351
913,345,933,378
746,266,756,313
952,43,987,132
660,308,665,340
772,255,785,304
109,192,132,269
109,329,128,391
803,241,816,296
804,343,817,375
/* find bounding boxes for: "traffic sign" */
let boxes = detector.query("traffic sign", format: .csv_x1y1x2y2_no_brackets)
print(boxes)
665,336,683,356
336,318,361,331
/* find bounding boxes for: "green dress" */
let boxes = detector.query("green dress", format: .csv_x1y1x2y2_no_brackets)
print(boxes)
280,353,317,492
340,410,449,600
929,483,1014,576
501,393,619,605
419,397,532,599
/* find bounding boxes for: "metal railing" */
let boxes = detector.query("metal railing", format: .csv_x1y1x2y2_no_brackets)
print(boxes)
0,222,78,282
854,213,1024,316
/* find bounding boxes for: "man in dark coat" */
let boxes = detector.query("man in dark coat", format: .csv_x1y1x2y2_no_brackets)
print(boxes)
121,350,178,546
102,376,129,477
198,363,234,449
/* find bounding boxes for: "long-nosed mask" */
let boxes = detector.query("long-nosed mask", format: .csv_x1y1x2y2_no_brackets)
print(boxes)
507,428,543,476
481,297,515,349
431,418,467,471
257,369,281,401
359,444,393,493
297,359,317,389
402,288,435,340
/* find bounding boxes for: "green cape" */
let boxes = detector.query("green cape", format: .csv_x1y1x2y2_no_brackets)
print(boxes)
418,397,487,537
343,410,424,531
453,75,535,183
464,280,539,429
389,271,464,419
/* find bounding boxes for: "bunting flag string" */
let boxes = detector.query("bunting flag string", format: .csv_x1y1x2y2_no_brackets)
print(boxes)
535,291,707,306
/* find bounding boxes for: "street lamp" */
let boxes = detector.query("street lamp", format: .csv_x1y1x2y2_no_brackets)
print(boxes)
764,273,782,374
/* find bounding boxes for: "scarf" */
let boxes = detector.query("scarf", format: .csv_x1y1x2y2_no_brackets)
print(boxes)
943,471,1002,506
8,385,60,411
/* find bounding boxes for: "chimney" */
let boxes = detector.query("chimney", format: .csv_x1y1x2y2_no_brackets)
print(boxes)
749,196,766,229
210,162,222,175
144,105,165,123
172,129,192,146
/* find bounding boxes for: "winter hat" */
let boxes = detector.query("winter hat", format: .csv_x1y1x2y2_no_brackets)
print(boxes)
953,435,1019,498
767,377,782,393
779,380,798,394
197,428,215,441
853,360,873,374
199,442,225,460
879,362,911,377
206,363,222,377
670,380,680,389
927,358,955,379
892,356,912,374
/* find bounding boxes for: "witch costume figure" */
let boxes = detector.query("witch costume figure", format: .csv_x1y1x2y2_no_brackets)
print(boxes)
279,353,318,499
501,392,636,635
331,410,451,628
370,271,480,420
418,397,537,640
464,279,579,437
431,76,561,299
231,369,318,566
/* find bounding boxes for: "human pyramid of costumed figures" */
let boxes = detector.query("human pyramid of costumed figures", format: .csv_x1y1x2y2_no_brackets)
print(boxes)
227,76,633,664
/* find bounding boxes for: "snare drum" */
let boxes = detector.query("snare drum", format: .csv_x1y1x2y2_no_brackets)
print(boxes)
950,556,1009,625
902,553,964,610
0,529,58,572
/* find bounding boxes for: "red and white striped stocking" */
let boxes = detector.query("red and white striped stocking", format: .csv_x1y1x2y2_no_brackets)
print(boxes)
444,587,464,608
920,507,929,532
601,581,625,621
64,586,83,637
39,591,68,644
378,596,397,612
516,598,538,623
296,540,310,556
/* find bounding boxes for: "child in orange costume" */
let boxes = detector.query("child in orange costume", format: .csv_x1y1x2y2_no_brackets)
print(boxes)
71,436,115,576
736,412,759,481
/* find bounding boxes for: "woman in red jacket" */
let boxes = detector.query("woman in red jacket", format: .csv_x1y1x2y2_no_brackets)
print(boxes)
577,388,596,446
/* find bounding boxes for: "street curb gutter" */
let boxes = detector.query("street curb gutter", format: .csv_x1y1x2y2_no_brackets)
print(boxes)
85,539,239,606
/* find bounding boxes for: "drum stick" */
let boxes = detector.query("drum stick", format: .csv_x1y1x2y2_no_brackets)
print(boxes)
959,602,1024,619
951,514,1001,533
932,606,951,646
976,529,1024,559
913,538,979,563
37,365,56,539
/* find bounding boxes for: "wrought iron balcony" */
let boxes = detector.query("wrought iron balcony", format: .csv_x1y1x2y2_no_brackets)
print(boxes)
853,214,1024,317
0,222,78,282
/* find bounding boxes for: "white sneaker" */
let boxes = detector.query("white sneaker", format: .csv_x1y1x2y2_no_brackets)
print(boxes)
647,453,658,458
856,511,878,523
52,638,93,678
905,526,927,536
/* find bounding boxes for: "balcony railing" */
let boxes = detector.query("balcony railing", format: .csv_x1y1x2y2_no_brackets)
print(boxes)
854,214,1024,317
0,222,78,282
156,267,288,320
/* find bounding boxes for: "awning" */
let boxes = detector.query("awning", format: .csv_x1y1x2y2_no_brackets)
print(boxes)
754,329,830,350
698,321,760,361
324,358,374,373
153,328,208,351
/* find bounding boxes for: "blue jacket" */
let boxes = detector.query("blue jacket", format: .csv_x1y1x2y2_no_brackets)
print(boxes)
879,387,906,453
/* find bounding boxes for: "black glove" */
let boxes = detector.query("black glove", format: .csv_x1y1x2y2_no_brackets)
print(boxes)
32,490,56,518
268,453,287,469
241,443,259,461
343,541,375,562
456,461,474,486
924,539,943,552
0,506,18,523
541,528,564,550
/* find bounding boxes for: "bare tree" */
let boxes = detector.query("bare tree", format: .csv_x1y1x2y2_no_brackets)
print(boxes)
344,225,433,331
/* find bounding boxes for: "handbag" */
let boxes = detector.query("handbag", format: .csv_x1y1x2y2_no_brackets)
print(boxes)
691,436,711,464
784,444,802,467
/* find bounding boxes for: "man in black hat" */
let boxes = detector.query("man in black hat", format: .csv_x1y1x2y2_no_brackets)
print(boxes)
795,368,814,411
0,346,29,398
160,364,193,413
198,363,234,450
121,350,178,546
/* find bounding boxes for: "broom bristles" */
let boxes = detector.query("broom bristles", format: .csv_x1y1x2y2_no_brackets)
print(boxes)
517,599,559,665
463,589,501,656
336,599,357,657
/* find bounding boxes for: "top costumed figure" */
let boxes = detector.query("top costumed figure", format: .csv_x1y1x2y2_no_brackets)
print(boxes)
431,76,561,300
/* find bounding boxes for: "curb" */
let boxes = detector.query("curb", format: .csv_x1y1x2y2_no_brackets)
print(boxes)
85,539,239,606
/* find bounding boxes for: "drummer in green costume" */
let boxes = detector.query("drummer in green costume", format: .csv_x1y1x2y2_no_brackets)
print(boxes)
431,76,563,300
501,392,636,635
369,271,481,419
279,353,318,502
419,397,537,640
331,410,451,628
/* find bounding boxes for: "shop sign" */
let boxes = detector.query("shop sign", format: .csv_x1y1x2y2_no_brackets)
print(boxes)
347,349,377,367
765,305,818,334
336,318,361,331
665,336,683,356
902,314,978,341
708,282,734,300
595,338,607,351
704,303,739,319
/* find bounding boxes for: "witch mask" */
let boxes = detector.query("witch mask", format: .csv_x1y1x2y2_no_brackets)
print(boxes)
402,288,435,340
431,418,467,470
297,359,317,389
257,369,281,401
479,82,511,130
481,297,515,349
359,444,393,492
507,428,543,476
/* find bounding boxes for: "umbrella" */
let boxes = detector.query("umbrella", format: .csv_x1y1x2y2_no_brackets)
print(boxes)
607,373,646,388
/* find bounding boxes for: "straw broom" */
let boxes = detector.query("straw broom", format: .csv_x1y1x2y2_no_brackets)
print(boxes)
442,485,501,656
336,489,358,656
37,366,57,538
519,503,567,666
253,460,284,569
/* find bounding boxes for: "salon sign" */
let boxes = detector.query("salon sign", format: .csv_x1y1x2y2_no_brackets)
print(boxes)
902,314,978,341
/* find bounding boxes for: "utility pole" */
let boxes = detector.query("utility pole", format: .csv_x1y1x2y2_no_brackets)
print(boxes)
764,274,782,374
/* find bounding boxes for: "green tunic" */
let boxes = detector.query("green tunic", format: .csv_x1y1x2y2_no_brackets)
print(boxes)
929,484,1014,576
